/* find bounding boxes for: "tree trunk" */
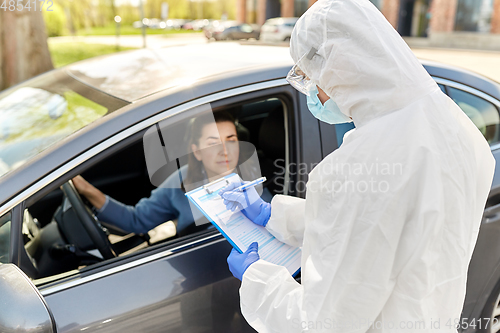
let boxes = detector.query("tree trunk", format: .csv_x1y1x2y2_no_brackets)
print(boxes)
0,1,53,91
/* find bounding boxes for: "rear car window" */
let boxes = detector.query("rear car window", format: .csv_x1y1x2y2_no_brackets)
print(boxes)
448,87,500,145
0,70,127,179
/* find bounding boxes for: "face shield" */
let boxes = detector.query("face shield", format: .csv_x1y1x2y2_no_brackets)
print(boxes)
286,65,314,96
286,48,318,96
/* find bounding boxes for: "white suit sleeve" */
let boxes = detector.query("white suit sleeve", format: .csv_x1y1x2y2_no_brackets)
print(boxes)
240,260,307,333
266,195,306,248
239,214,404,333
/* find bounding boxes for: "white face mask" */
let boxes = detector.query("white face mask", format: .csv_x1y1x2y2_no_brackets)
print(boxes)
306,86,352,124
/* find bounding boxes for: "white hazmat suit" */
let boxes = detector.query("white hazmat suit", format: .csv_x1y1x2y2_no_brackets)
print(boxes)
239,0,496,332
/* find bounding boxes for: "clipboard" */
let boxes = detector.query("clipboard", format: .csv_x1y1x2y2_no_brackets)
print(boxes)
185,173,301,277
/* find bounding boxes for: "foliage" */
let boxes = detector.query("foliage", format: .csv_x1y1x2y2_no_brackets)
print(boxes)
56,0,93,33
43,2,67,37
48,42,136,68
117,4,140,25
43,0,237,37
145,0,236,20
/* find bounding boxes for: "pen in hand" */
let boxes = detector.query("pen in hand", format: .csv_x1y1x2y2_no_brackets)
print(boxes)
236,177,267,192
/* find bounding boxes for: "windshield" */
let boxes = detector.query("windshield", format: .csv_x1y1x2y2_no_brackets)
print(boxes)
0,70,128,179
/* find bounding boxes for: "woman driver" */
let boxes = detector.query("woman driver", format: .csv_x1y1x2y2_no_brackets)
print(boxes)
73,111,255,237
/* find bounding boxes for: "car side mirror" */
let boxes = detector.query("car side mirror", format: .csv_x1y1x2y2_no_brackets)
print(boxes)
0,264,56,333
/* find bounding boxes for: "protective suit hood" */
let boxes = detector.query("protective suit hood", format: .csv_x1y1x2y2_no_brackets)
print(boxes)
290,0,437,127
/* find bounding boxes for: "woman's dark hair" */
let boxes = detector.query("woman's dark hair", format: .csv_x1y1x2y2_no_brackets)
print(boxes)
182,111,236,191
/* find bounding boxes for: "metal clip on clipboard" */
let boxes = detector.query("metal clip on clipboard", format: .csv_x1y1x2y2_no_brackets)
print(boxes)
203,177,231,194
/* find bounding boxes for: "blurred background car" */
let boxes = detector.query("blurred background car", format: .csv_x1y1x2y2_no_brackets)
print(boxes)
146,18,162,29
132,20,144,29
260,17,298,43
204,20,237,39
165,19,191,30
211,23,260,41
183,19,212,31
132,18,163,29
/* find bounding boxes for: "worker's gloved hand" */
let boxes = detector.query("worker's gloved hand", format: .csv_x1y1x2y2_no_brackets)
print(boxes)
227,242,260,281
219,182,271,226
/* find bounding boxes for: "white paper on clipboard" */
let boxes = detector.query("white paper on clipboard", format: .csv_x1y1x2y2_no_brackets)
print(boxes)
185,173,301,276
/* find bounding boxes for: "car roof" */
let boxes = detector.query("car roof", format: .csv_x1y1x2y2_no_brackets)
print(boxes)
67,43,293,102
1,43,500,210
66,43,500,103
421,59,500,100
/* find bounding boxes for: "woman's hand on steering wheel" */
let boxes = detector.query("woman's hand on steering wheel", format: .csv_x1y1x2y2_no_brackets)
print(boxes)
61,180,116,260
72,176,107,210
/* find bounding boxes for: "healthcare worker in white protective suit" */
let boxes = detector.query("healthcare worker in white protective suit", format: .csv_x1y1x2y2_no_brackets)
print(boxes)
219,0,496,332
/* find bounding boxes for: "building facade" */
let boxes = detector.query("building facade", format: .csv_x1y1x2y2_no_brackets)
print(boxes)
382,0,500,36
238,0,500,36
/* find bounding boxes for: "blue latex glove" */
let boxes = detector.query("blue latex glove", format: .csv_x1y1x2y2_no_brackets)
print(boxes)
227,242,260,281
219,181,271,226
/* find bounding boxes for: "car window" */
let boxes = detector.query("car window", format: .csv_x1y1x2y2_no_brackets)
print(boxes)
23,96,289,282
438,84,446,94
0,212,11,264
448,87,500,145
0,71,114,180
334,86,500,147
241,24,253,33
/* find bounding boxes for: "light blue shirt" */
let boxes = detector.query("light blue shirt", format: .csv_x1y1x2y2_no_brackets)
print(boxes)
97,166,204,234
97,166,271,235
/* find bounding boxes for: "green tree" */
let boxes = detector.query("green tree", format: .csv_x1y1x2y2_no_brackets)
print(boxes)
164,0,190,19
43,2,67,37
118,4,140,25
145,0,162,18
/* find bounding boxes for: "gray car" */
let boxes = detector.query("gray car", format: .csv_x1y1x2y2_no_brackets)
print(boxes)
211,23,260,41
0,43,500,333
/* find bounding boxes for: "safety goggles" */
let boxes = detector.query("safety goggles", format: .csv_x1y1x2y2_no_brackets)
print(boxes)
286,64,315,96
286,46,320,96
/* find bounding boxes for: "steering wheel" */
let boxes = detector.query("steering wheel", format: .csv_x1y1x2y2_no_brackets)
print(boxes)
60,180,116,260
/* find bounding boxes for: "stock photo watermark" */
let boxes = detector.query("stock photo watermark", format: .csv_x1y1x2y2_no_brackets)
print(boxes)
292,317,492,331
273,159,404,194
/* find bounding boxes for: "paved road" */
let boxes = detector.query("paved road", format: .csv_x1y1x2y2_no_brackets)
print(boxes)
49,34,500,83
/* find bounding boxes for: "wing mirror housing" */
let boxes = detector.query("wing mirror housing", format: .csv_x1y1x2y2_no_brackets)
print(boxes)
0,264,56,333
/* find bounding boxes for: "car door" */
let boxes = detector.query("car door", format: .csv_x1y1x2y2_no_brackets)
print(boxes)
432,79,500,333
8,81,321,332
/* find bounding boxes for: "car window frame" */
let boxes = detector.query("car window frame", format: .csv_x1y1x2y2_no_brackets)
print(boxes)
0,79,289,216
0,208,14,264
3,79,300,294
9,203,24,265
434,77,500,150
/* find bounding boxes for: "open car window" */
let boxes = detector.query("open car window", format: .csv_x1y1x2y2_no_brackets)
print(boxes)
21,95,289,283
0,70,128,180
